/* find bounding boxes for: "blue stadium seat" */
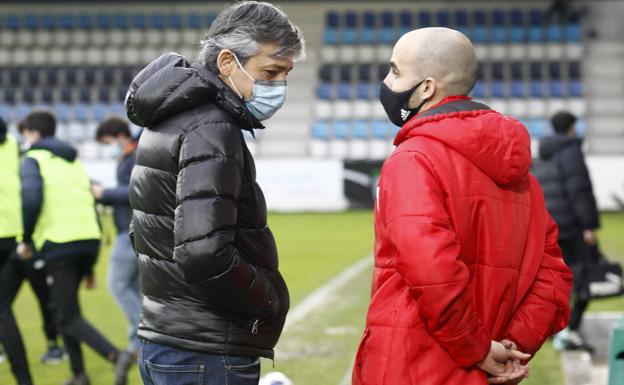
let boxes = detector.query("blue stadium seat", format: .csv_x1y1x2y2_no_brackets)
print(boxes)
569,62,581,80
46,67,59,87
151,13,166,30
93,103,109,122
345,11,358,28
491,10,506,42
53,103,71,123
103,67,115,85
206,14,216,27
111,103,125,117
379,11,395,44
436,11,450,27
6,14,20,30
418,11,431,27
116,88,127,103
547,24,563,42
332,121,350,139
27,68,39,87
455,10,468,27
530,62,543,80
113,14,129,29
356,83,372,100
41,88,54,105
549,62,562,80
510,9,524,25
0,105,11,121
372,120,389,139
73,103,89,122
362,11,376,43
22,89,35,104
530,81,544,97
60,88,73,104
510,26,526,42
363,11,376,28
169,14,183,30
316,83,334,100
491,81,506,98
340,29,358,45
377,64,389,81
96,14,112,30
492,62,505,80
187,13,201,29
471,81,487,98
352,120,369,139
79,13,93,29
42,14,56,30
324,29,338,45
4,89,16,104
84,67,96,85
339,65,352,83
528,26,544,42
59,13,75,29
319,65,333,83
569,80,583,97
358,64,371,82
471,26,488,43
98,88,111,103
565,23,582,42
15,105,31,121
529,9,542,25
24,13,39,30
79,87,91,103
337,83,352,100
381,11,394,28
399,11,413,28
527,118,546,137
474,10,487,26
476,63,485,81
132,13,147,29
326,11,339,28
511,81,525,97
312,121,330,140
511,62,524,80
8,68,20,87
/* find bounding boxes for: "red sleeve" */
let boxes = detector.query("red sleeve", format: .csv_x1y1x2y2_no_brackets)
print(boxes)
503,215,573,355
381,151,491,368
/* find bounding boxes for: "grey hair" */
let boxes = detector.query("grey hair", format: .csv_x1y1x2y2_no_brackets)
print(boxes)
198,1,306,74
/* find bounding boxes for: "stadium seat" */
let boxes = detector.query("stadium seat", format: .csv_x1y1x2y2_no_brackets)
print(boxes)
399,10,413,35
337,83,352,100
312,121,330,140
22,88,35,104
324,29,338,45
131,13,147,29
24,13,39,31
319,64,333,83
491,81,506,98
530,81,544,97
548,80,564,97
356,83,372,100
511,81,525,98
418,11,431,28
436,11,450,27
372,120,390,139
3,89,16,104
566,23,582,42
151,13,166,30
549,62,562,80
96,14,112,30
547,24,563,42
530,62,543,80
352,120,369,139
569,80,583,97
471,81,487,98
332,120,350,140
339,64,352,83
380,11,395,44
53,103,71,123
316,83,333,100
492,62,505,81
569,61,582,80
362,11,377,44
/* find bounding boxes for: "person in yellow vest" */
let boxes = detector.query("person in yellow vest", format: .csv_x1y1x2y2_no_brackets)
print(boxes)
0,116,34,385
16,111,133,385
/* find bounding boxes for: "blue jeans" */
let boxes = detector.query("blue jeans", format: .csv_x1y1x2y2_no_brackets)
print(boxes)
138,340,261,385
107,231,142,352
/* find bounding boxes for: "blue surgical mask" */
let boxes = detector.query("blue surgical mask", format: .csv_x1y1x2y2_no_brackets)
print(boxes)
104,143,123,159
229,54,288,121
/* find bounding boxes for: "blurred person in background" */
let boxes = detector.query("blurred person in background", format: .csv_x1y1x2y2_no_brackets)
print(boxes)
125,1,304,384
533,111,599,352
17,111,133,385
92,117,141,359
353,28,573,385
0,116,35,385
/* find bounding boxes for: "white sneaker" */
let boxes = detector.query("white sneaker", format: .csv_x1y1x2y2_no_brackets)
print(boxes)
260,372,294,385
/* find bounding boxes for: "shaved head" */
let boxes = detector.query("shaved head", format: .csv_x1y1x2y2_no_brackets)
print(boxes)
385,28,477,111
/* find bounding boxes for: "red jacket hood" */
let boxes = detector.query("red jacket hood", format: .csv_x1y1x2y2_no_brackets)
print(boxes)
394,96,532,186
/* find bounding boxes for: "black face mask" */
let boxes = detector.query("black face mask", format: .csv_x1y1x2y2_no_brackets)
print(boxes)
379,80,428,127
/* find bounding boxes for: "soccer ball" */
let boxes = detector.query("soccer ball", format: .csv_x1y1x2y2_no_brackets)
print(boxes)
259,371,294,385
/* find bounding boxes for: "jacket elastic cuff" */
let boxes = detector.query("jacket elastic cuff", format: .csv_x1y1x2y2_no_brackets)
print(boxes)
438,323,491,368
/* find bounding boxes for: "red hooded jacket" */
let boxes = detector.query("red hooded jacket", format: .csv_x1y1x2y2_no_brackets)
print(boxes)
352,97,573,385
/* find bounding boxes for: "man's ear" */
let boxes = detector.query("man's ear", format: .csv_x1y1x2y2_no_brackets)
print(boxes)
216,49,236,77
421,77,436,99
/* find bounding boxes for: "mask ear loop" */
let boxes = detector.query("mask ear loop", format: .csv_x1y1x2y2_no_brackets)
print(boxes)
227,52,255,100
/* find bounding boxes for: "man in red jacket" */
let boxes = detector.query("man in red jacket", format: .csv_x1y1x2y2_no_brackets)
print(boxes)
353,28,573,385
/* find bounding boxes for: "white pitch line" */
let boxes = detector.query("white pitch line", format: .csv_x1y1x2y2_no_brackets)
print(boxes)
284,254,373,330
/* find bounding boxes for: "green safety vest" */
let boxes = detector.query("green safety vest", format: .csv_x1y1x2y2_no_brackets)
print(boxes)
0,134,23,239
25,149,101,250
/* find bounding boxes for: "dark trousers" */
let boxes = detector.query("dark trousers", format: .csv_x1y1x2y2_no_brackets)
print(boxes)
0,249,34,385
46,253,118,374
559,236,591,331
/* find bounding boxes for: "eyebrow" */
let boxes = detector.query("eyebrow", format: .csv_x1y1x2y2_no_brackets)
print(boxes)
389,61,399,73
265,63,294,72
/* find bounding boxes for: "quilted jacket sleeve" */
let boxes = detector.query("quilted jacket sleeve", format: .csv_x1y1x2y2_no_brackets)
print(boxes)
504,214,573,355
380,151,491,368
173,122,276,319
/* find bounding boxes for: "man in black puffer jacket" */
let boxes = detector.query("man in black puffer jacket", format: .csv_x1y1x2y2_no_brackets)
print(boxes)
533,110,599,352
126,2,305,384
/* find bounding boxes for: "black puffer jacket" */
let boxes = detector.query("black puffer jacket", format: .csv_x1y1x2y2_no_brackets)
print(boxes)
533,135,599,240
126,53,289,358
